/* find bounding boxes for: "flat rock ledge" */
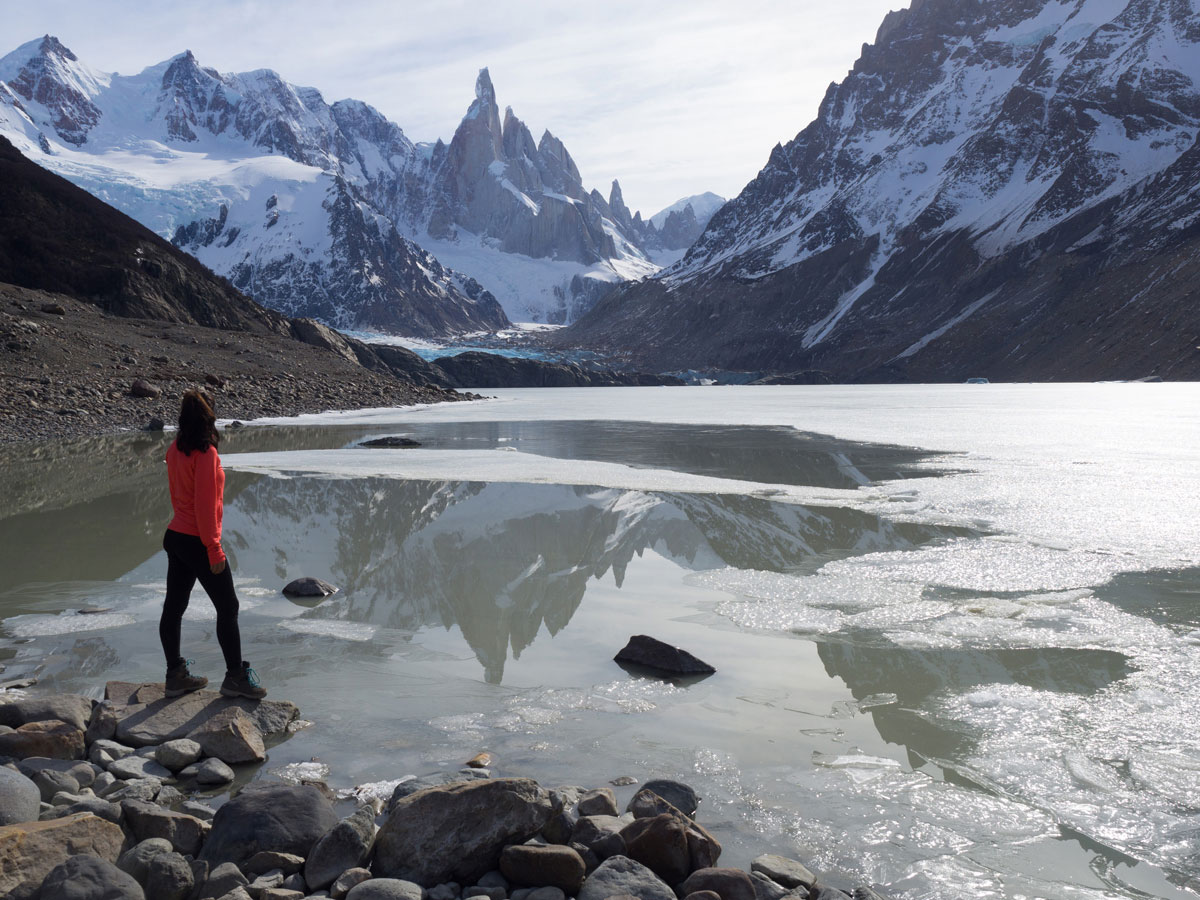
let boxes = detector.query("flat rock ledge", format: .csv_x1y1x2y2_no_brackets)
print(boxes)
0,682,889,900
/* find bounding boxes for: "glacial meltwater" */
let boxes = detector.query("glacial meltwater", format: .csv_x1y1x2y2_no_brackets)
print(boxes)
2,384,1199,899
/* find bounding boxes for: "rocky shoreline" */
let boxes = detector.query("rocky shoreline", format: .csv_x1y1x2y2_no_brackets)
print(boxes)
0,682,889,900
0,284,471,445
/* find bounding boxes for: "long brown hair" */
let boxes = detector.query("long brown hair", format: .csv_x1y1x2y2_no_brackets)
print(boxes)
176,388,220,455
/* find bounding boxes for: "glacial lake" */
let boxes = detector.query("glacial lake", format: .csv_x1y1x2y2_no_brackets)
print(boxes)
2,384,1200,900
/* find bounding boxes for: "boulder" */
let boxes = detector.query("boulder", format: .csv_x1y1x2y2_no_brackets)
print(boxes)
282,577,339,597
103,778,160,803
17,757,98,786
130,378,161,398
37,854,144,899
686,893,723,900
620,814,691,885
575,856,675,900
109,755,172,780
680,869,757,900
189,707,266,764
305,806,377,889
577,787,618,817
90,739,135,763
120,799,210,856
43,795,121,824
196,861,248,900
117,837,175,883
358,437,421,448
0,720,85,759
527,889,567,900
638,781,699,817
261,890,305,900
333,867,373,898
192,757,237,784
200,782,339,868
750,856,816,891
85,703,119,743
0,693,93,730
103,681,297,747
0,766,40,824
373,777,555,885
499,844,586,894
146,851,194,900
346,879,426,900
32,766,80,801
155,739,203,771
614,636,715,676
0,813,124,900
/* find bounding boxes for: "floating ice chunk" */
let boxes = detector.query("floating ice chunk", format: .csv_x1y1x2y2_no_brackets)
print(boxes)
281,620,377,641
4,611,136,636
338,776,414,802
272,760,331,784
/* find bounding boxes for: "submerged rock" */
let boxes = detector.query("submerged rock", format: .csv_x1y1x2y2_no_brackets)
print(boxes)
614,635,716,676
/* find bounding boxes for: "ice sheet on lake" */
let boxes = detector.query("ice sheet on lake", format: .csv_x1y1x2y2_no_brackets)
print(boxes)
3,610,137,637
280,620,377,642
222,447,857,507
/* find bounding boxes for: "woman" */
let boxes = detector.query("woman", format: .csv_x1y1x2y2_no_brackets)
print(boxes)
161,388,266,700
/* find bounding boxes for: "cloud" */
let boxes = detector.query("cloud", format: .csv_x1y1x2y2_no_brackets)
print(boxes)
4,0,905,213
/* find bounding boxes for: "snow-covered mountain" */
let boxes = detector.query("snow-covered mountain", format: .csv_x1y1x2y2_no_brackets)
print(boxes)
563,0,1200,381
0,37,691,332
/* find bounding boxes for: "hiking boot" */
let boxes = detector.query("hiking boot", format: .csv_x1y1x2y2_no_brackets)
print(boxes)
165,658,208,697
220,661,267,700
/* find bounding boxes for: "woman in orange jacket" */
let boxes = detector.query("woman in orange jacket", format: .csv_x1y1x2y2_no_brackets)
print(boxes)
161,389,265,699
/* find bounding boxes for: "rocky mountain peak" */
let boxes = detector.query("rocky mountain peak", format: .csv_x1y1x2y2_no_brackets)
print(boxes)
35,35,77,62
0,35,106,146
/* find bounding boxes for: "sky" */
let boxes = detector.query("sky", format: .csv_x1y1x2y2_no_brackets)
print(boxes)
2,0,905,215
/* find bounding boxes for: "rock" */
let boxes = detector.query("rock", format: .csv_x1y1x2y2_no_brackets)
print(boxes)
204,373,225,387
103,681,298,746
250,871,287,892
0,766,39,824
182,799,217,820
359,436,422,448
16,757,97,786
245,851,306,877
93,772,118,794
428,882,462,900
333,867,373,899
809,888,851,900
120,799,210,856
680,869,757,900
466,751,493,769
200,782,339,869
193,757,236,784
852,888,891,900
197,861,249,900
346,879,426,900
750,872,789,900
146,851,194,900
685,893,723,900
45,795,121,824
0,813,125,900
155,739,203,771
623,791,719,871
130,378,161,398
189,707,266,764
283,872,308,891
40,302,66,315
146,417,166,431
750,856,816,891
213,889,253,900
306,806,377,889
499,845,586,894
541,808,576,844
527,889,565,900
37,854,145,899
614,636,716,676
570,814,628,858
91,739,135,763
110,755,173,780
104,777,160,802
373,777,555,885
620,814,691,885
32,767,80,801
0,693,93,730
575,855,675,900
261,890,305,900
156,784,185,807
638,780,699,817
85,704,119,743
281,577,339,597
577,787,618,817
117,837,175,883
568,841,600,874
0,719,85,759
466,887,506,900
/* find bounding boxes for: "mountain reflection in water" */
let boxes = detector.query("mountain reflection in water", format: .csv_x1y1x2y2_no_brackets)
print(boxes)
224,475,963,683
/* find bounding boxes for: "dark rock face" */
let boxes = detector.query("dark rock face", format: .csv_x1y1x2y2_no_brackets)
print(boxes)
562,0,1200,382
614,636,717,676
199,783,339,868
433,351,683,389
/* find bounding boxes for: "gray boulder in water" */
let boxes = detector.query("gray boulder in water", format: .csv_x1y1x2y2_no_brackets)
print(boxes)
614,635,716,676
281,577,339,597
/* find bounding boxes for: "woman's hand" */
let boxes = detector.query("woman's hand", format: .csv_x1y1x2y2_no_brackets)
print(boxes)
210,559,226,575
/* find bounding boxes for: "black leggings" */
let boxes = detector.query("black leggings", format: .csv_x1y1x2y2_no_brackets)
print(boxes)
161,529,242,672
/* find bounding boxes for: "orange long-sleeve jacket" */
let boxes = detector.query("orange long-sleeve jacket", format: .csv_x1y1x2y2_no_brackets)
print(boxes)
166,439,227,567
